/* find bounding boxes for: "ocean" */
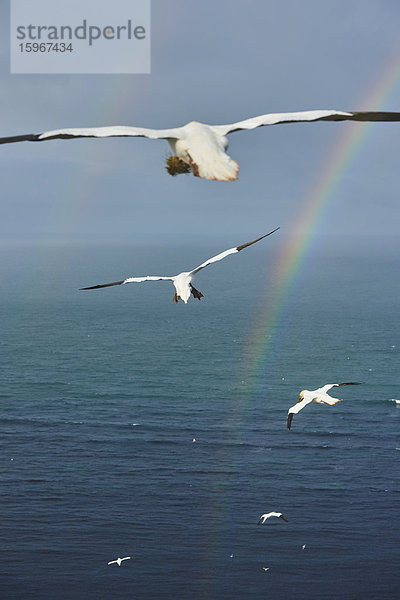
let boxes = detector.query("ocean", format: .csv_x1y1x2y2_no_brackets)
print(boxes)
0,235,399,599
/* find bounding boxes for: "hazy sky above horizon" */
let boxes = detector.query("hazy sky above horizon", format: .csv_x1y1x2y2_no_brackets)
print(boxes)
1,0,400,243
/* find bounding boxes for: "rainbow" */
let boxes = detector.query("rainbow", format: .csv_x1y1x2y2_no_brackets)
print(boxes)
243,46,400,386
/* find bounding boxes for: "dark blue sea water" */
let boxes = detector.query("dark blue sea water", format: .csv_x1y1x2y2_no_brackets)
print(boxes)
1,236,399,599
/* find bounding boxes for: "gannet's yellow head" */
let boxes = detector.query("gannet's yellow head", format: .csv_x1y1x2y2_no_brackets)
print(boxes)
297,390,306,402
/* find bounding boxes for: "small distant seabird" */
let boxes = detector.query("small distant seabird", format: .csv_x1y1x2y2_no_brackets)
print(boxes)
302,544,306,550
262,567,270,572
107,556,131,566
287,382,361,430
80,228,279,304
258,512,289,525
1,111,400,181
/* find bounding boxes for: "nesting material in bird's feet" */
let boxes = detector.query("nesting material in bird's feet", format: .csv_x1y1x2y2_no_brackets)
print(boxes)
172,292,181,303
165,155,191,176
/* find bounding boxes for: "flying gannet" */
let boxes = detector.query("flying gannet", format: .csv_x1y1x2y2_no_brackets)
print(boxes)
80,228,279,304
287,382,361,430
107,556,131,566
1,111,399,181
258,512,289,525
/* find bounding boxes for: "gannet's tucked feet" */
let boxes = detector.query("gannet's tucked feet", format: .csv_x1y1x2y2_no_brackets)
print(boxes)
190,284,203,300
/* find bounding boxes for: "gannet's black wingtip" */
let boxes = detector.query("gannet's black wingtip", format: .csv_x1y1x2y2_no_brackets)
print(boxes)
0,133,42,144
237,227,280,252
280,515,289,522
349,111,400,122
80,280,125,290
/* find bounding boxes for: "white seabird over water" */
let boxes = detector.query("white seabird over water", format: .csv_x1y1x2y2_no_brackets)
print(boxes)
80,228,279,304
1,111,399,181
287,382,361,430
258,512,289,525
107,556,131,566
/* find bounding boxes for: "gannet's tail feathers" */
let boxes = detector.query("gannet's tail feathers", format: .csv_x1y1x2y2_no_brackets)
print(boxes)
186,146,239,181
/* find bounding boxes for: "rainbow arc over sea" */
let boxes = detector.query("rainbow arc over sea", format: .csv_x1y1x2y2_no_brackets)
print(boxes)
241,48,400,392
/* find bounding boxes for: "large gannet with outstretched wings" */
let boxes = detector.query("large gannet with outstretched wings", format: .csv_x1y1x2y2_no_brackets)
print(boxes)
1,110,399,181
287,382,361,430
80,228,279,304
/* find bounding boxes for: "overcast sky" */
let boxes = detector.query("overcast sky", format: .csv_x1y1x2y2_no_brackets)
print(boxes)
1,0,400,243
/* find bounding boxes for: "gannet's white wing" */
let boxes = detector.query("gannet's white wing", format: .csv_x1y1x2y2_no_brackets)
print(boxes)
189,228,280,276
120,557,131,561
107,560,117,565
216,110,400,135
287,397,313,430
0,125,184,144
288,397,313,415
80,275,173,290
317,383,339,394
318,382,361,394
